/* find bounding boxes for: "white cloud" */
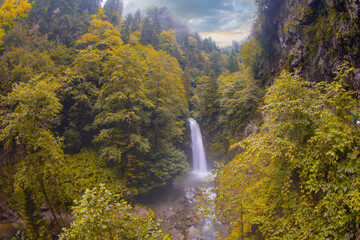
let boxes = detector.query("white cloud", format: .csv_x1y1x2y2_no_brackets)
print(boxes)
122,0,256,46
200,29,249,47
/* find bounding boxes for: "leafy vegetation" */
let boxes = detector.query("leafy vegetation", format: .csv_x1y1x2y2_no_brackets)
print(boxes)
59,184,169,240
215,64,360,239
0,0,32,45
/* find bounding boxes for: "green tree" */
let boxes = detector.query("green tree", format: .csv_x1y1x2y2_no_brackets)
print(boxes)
59,184,169,240
20,187,49,240
228,54,239,73
208,51,226,78
140,16,152,46
151,15,161,49
120,13,131,44
0,74,66,227
218,67,261,139
61,8,122,151
103,0,123,27
57,149,126,203
0,44,57,95
160,29,176,53
132,10,141,32
93,44,152,181
129,46,189,192
27,0,99,47
195,75,220,127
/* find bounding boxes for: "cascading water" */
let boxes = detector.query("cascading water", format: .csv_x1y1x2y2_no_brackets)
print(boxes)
187,118,223,239
189,118,208,177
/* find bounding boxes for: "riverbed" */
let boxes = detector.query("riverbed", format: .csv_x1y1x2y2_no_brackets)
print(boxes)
138,172,222,240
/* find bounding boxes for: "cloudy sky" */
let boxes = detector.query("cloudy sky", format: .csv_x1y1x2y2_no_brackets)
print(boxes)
123,0,256,47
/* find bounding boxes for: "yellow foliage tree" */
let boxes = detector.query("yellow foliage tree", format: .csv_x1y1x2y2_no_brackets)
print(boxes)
160,29,176,52
76,7,122,49
240,38,262,69
0,0,32,44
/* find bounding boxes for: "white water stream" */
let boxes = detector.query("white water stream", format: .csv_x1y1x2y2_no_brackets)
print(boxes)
188,118,221,239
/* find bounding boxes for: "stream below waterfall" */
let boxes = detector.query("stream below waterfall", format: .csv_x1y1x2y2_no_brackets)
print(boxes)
139,172,222,240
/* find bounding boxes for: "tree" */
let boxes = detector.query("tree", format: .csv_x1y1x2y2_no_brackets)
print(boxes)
129,46,189,192
120,13,131,44
57,149,126,204
59,184,169,240
132,10,141,32
160,29,176,53
79,0,102,14
20,187,49,240
62,8,189,195
60,8,122,152
232,40,240,53
93,44,152,181
140,16,153,46
151,14,161,50
240,38,262,70
103,0,123,27
195,75,220,126
218,67,261,137
208,51,226,78
0,41,57,95
0,0,32,45
27,0,99,47
228,54,239,73
76,7,122,49
0,74,66,227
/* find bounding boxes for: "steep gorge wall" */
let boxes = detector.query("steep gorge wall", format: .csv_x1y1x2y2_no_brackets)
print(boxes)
259,0,360,90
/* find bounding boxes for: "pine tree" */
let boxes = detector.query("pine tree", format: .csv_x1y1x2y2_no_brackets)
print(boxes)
151,15,161,49
140,17,153,45
120,14,131,44
229,54,240,73
103,0,123,27
132,10,141,32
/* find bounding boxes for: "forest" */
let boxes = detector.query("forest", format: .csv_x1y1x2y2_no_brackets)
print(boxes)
1,0,360,239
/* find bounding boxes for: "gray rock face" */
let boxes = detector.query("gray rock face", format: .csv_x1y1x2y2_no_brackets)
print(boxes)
261,0,360,90
187,226,201,238
0,199,19,222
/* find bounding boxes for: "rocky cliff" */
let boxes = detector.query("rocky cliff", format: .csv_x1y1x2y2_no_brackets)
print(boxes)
256,0,360,91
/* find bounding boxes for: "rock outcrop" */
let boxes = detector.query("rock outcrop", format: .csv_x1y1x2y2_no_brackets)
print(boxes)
0,198,19,222
257,0,360,90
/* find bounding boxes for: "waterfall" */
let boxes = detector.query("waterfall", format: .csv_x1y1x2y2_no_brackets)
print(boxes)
189,118,208,176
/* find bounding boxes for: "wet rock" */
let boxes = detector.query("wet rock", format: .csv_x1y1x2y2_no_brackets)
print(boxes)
130,204,155,218
168,228,185,240
40,203,49,212
187,226,200,237
186,219,195,227
138,173,217,239
0,200,19,222
173,222,183,230
124,190,135,202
